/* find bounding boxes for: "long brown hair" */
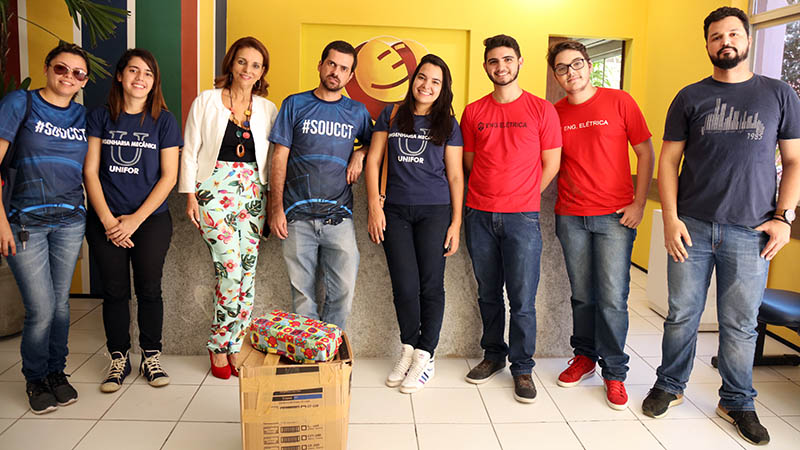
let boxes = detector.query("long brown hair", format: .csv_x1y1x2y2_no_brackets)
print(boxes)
107,48,167,123
214,36,270,96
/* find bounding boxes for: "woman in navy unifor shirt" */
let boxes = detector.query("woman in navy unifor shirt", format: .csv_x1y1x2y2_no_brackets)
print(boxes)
364,54,465,394
0,43,90,414
84,49,182,393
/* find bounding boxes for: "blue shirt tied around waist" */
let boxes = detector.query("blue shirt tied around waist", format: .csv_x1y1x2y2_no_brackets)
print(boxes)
269,90,373,222
0,89,88,226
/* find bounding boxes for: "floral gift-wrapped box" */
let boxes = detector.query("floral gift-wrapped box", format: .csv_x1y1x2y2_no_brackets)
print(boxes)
249,310,343,363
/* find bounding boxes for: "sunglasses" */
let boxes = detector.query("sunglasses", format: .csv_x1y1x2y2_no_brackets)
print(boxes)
51,62,89,82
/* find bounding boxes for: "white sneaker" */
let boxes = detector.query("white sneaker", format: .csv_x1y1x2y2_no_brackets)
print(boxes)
386,344,415,387
400,349,434,394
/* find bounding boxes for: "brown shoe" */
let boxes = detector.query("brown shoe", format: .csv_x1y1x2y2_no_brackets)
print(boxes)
465,359,505,384
513,374,537,403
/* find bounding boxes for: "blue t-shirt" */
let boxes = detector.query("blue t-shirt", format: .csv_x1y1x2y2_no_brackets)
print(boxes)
269,90,373,221
374,105,462,205
664,75,800,227
0,89,87,224
86,107,183,216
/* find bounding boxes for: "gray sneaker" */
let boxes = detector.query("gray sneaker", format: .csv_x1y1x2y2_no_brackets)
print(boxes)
465,359,505,384
513,374,537,403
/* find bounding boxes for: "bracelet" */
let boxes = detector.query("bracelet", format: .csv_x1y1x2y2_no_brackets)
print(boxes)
772,216,792,226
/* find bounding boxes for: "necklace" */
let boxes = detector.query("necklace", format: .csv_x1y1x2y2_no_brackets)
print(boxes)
226,89,253,158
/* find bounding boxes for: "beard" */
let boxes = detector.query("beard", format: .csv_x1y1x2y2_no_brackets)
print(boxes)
319,74,344,92
486,66,520,86
709,46,749,70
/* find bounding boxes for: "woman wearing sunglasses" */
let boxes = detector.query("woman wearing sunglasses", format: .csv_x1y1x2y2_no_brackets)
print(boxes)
364,54,464,393
179,37,277,379
84,49,182,393
0,43,90,414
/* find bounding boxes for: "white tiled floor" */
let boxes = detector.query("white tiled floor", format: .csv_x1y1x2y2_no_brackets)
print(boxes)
0,268,799,449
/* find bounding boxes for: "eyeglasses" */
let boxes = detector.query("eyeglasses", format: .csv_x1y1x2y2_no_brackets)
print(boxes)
50,62,89,81
554,58,586,76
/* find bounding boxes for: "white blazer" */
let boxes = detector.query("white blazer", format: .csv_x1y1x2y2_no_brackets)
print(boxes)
178,88,278,193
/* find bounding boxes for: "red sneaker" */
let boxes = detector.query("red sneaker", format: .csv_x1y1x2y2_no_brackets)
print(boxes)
557,355,596,387
604,379,629,410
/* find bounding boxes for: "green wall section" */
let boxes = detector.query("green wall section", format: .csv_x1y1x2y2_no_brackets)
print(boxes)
135,0,182,121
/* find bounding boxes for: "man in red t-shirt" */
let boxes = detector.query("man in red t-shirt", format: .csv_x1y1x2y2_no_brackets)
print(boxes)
546,40,654,411
461,34,562,404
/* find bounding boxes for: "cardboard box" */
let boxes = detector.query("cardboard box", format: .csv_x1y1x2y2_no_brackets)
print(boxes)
239,332,353,450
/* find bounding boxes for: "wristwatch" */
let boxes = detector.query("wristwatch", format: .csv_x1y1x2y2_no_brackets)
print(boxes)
773,209,796,226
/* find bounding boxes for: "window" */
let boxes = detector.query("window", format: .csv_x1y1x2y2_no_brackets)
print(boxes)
750,0,800,197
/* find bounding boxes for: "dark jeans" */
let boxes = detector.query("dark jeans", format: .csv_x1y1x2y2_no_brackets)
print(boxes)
86,210,172,353
382,203,451,355
556,213,636,381
465,207,542,376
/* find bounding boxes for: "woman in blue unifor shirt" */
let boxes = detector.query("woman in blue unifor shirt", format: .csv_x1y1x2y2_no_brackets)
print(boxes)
84,48,182,394
364,54,464,394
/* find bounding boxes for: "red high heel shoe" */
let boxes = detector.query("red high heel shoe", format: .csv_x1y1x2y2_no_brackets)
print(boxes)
209,350,231,379
228,354,239,378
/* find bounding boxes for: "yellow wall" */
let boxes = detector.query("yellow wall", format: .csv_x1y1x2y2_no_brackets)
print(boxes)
198,0,215,89
25,0,75,88
228,0,653,113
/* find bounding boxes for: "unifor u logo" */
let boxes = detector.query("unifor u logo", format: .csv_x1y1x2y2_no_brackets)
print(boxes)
399,128,430,157
109,131,149,166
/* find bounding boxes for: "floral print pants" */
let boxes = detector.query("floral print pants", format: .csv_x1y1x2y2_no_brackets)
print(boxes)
196,161,265,353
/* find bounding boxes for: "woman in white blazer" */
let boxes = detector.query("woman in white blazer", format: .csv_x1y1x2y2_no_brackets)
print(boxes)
179,36,277,379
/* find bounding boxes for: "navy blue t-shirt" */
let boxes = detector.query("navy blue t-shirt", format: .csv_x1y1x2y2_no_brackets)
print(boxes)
269,90,373,221
664,75,800,227
374,105,463,205
0,89,87,224
86,107,183,216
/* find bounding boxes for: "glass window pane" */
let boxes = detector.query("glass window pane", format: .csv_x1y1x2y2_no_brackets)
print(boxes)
753,18,800,99
753,0,797,15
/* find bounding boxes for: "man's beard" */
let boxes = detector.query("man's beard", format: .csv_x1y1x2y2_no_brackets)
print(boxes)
709,46,749,70
486,66,519,86
320,74,344,92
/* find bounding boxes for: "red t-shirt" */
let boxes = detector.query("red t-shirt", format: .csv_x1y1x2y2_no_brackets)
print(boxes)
554,88,651,216
462,91,562,212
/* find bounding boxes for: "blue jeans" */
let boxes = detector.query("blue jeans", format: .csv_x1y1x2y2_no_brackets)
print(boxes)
282,217,359,329
465,207,542,376
6,217,86,381
655,215,769,411
556,213,636,381
382,204,450,355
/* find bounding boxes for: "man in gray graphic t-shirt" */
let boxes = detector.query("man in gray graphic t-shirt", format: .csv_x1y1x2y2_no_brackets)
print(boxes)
641,7,800,446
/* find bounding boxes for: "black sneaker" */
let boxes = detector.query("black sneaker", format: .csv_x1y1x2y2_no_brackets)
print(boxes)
513,374,537,403
641,387,683,418
26,379,57,414
465,359,505,384
716,405,770,445
140,350,170,387
101,351,131,393
46,371,78,406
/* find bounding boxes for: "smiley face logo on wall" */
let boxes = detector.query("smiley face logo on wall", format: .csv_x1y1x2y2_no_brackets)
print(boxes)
345,36,428,120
